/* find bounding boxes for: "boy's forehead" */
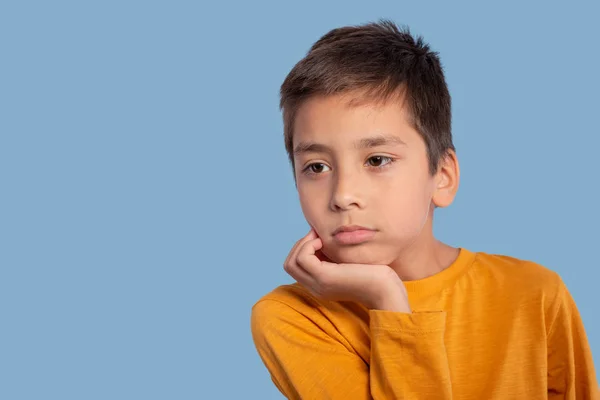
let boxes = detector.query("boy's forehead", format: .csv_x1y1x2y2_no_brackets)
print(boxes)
293,92,414,146
298,89,409,116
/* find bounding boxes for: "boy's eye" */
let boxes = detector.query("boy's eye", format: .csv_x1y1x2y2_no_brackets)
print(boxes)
366,156,392,167
306,163,331,174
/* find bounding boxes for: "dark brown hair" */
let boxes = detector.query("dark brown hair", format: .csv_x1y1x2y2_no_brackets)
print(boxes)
280,19,455,176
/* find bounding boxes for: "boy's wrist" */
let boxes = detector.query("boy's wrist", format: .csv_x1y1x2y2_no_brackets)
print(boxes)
370,278,412,313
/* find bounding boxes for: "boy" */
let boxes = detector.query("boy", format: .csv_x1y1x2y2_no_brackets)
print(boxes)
250,19,599,399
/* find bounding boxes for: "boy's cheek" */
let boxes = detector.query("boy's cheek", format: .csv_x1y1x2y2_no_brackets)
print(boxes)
307,221,324,239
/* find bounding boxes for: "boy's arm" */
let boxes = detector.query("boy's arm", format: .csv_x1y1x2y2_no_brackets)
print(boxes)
251,299,452,400
547,278,600,399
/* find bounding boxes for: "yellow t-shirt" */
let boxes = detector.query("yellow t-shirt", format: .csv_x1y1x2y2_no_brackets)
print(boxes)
251,248,599,399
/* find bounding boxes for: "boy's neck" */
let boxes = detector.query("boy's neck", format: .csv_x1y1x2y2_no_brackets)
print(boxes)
389,236,460,282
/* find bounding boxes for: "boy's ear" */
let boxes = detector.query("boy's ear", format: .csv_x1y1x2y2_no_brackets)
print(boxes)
432,150,460,208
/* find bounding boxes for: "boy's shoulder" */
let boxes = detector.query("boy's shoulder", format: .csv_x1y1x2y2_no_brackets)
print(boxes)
472,250,563,291
250,283,338,344
462,249,568,318
252,282,321,313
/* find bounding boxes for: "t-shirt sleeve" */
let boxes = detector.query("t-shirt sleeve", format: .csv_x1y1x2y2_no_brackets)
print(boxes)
251,299,452,399
546,278,600,399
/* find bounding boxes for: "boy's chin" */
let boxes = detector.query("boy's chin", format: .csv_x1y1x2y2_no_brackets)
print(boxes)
324,245,390,266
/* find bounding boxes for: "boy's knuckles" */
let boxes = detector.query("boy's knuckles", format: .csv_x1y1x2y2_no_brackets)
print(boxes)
283,261,293,273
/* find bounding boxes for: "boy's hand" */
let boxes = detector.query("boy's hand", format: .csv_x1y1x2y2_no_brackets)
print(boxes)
284,229,411,313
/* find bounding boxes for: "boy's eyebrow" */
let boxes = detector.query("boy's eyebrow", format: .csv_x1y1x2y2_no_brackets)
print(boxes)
356,134,407,149
293,134,407,156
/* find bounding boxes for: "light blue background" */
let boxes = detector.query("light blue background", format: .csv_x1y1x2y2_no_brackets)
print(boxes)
1,1,598,398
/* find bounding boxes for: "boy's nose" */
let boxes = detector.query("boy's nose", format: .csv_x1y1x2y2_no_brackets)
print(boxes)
329,173,364,211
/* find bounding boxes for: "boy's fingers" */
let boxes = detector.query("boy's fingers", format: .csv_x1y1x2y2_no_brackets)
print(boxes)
284,229,318,272
285,231,313,266
284,231,320,291
296,238,324,275
287,260,316,289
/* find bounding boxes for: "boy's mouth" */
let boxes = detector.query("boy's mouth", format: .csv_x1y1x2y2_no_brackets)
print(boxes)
332,225,377,245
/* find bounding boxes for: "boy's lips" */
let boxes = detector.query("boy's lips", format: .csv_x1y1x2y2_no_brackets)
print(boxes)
332,225,377,245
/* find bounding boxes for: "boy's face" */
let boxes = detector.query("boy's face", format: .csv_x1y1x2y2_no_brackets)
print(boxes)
292,91,451,266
